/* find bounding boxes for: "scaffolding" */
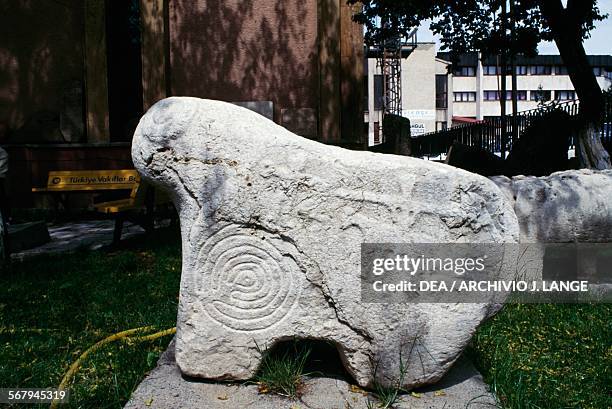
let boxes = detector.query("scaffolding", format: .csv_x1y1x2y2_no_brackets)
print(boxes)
372,27,418,119
378,38,402,116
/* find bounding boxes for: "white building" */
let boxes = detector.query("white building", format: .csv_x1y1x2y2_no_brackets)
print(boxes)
364,47,612,146
443,52,612,124
364,43,453,145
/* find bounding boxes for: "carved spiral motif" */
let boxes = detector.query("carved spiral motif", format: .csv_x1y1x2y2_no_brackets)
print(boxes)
197,226,299,332
140,97,199,142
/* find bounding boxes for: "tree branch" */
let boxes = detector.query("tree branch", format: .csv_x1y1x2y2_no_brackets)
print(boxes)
567,0,595,25
538,0,566,31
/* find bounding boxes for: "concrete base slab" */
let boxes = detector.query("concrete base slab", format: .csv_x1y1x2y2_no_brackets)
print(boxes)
125,341,496,409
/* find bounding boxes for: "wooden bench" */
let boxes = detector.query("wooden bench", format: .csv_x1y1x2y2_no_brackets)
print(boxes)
32,170,165,244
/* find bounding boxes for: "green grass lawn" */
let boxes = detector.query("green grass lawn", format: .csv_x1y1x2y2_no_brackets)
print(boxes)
1,229,610,408
470,303,612,409
0,228,182,408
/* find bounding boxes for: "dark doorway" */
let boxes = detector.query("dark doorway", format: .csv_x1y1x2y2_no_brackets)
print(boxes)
105,0,143,142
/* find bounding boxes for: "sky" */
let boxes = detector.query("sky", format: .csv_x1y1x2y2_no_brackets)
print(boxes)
417,0,612,55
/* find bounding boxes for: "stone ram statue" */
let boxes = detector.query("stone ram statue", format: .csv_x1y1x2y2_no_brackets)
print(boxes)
132,97,519,389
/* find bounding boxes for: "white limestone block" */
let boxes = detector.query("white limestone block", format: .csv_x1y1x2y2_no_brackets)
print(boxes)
132,97,519,389
491,170,612,243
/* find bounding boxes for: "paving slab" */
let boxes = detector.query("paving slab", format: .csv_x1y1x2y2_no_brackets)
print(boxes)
125,340,497,409
9,220,149,260
7,221,51,252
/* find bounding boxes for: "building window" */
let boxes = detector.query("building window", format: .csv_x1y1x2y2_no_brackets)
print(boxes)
453,66,476,77
554,66,569,75
483,90,527,101
515,65,528,75
555,90,576,101
483,65,498,76
531,90,552,101
484,90,499,101
483,65,522,76
435,75,448,109
530,65,552,75
515,90,528,100
454,92,476,102
374,75,384,111
593,67,603,76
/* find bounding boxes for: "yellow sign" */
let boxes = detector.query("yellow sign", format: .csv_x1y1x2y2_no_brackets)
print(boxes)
33,170,140,192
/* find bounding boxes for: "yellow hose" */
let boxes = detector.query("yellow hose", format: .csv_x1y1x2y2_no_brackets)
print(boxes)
126,327,177,342
50,326,176,409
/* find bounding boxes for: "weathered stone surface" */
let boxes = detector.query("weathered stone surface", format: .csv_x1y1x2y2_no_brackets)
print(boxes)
124,339,497,409
370,114,412,155
132,97,519,389
490,170,612,291
445,143,505,177
490,170,612,242
504,110,574,177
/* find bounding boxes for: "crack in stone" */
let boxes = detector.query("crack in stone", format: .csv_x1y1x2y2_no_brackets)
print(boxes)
167,163,202,209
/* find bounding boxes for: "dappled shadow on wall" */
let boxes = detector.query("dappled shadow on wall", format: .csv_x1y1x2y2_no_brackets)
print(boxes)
0,0,84,144
166,0,319,126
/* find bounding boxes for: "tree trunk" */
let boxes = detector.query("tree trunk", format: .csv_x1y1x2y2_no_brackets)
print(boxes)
539,0,611,169
575,123,611,169
554,36,611,169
